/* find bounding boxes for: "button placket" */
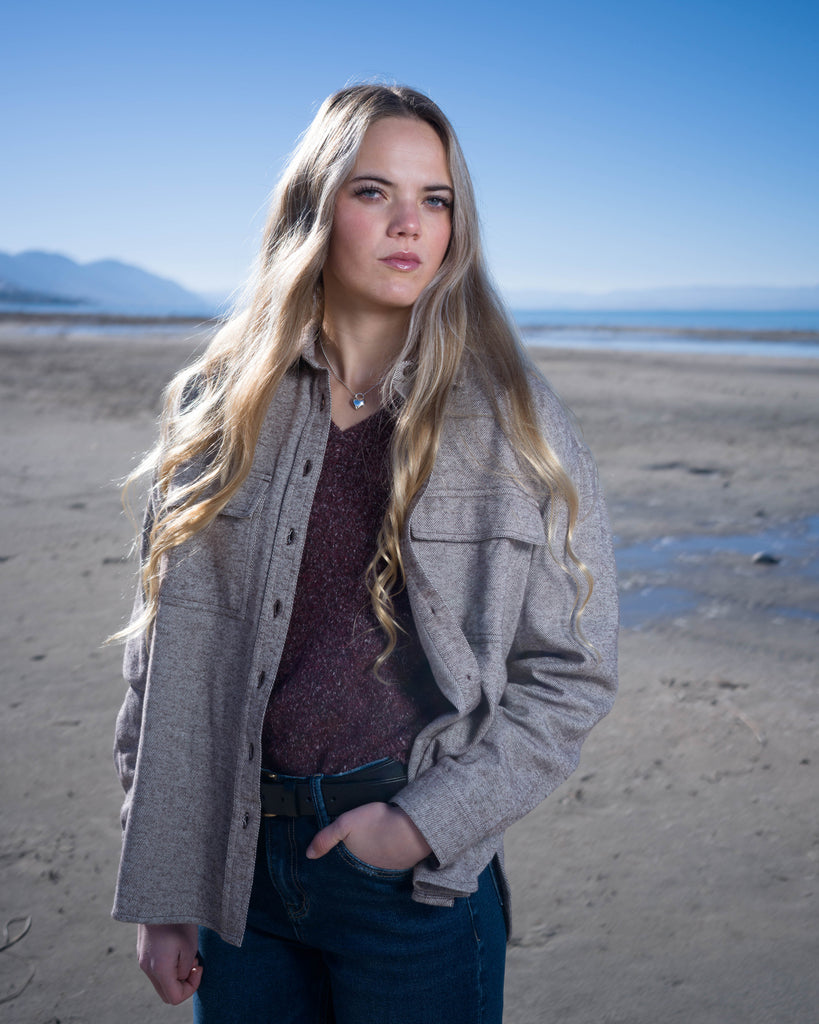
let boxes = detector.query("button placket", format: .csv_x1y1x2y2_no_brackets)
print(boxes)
248,391,327,803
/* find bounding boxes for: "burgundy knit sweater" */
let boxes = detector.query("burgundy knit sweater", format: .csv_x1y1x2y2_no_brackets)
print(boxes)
261,408,449,775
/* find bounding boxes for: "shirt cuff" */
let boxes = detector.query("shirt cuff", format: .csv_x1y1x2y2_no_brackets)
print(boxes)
390,759,479,870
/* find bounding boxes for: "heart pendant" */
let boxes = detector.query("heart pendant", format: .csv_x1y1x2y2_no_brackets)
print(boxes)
352,395,365,410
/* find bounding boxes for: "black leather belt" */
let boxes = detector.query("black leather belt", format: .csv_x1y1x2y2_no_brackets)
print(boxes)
260,758,408,818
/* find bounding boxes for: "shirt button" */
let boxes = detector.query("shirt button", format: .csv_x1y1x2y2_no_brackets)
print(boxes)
242,813,250,830
257,670,266,688
286,529,295,545
320,394,326,411
273,600,282,617
303,459,312,476
248,743,254,761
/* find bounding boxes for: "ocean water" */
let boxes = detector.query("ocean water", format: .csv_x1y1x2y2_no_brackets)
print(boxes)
515,309,819,358
521,330,819,358
512,309,819,331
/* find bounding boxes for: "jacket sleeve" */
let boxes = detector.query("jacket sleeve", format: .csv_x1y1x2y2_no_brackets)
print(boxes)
392,439,619,870
113,492,156,830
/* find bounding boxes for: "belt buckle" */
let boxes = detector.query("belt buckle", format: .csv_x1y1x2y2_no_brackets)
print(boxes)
261,771,279,818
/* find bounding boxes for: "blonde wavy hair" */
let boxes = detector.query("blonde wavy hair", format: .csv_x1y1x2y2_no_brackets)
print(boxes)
116,83,590,668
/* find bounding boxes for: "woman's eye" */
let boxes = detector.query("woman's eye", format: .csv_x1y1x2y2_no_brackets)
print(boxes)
425,195,452,210
353,185,383,199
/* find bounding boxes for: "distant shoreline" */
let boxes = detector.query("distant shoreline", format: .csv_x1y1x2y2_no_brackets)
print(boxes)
0,310,218,327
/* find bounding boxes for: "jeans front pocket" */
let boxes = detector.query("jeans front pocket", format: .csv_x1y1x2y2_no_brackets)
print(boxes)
334,841,414,880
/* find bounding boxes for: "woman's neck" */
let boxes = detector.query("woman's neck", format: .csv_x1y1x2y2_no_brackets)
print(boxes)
321,308,409,389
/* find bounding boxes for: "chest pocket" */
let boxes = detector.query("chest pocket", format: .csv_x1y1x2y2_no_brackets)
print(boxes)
160,473,271,618
410,491,546,545
409,490,546,641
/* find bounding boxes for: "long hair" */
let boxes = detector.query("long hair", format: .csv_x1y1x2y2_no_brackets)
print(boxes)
115,83,590,665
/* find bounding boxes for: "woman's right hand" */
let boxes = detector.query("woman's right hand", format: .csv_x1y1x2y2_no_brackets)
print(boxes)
137,922,202,1004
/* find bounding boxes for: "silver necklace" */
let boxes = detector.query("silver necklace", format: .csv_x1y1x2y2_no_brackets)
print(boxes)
318,334,386,410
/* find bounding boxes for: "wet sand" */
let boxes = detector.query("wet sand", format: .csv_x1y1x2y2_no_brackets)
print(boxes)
0,320,816,1022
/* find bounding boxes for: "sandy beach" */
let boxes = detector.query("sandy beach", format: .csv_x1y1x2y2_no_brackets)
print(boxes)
0,317,816,1023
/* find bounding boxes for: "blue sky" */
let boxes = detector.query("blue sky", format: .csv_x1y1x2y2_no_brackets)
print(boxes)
2,0,817,297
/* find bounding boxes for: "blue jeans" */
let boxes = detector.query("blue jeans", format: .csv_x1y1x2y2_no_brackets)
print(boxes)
193,764,507,1023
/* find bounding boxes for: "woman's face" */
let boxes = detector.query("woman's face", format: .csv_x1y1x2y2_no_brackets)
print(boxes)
323,117,453,318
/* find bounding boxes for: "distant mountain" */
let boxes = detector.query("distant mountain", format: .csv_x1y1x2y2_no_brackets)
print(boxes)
0,250,215,316
506,284,819,311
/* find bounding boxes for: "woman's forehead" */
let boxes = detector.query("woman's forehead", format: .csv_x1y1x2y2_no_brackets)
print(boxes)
351,118,451,184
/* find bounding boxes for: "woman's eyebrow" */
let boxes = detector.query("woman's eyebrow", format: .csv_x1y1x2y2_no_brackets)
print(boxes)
350,174,453,193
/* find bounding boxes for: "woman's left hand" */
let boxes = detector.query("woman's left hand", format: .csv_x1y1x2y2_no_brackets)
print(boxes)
306,802,432,870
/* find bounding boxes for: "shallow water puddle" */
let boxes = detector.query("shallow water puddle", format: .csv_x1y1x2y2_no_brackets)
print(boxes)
616,515,819,628
617,585,701,628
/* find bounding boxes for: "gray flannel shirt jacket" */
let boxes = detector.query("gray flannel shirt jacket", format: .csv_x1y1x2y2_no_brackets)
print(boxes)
113,344,619,946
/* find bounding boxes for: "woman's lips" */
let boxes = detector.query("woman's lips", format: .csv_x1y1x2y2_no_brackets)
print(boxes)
380,252,421,271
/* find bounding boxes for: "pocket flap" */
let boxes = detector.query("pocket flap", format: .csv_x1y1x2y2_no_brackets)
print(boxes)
410,491,546,544
220,473,271,518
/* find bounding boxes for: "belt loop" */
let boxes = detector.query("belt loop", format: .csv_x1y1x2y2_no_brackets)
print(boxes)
309,774,331,828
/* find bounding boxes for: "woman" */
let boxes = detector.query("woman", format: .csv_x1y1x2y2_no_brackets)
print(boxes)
112,84,618,1023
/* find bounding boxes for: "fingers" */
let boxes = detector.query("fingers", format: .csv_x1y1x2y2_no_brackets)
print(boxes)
175,957,203,1001
188,957,203,992
306,802,432,870
145,962,188,1005
177,945,199,981
137,923,201,1005
154,961,202,1004
146,964,201,1005
305,818,350,860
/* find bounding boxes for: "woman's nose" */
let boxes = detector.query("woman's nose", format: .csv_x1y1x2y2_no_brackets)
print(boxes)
388,201,420,238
